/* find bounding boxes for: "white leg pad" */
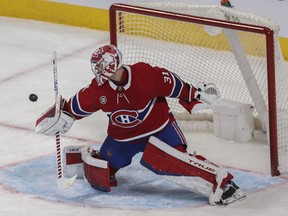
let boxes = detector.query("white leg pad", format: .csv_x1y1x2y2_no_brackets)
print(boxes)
209,169,229,205
63,145,84,179
141,136,233,200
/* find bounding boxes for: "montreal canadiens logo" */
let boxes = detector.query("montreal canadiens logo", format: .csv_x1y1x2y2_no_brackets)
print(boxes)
110,110,141,128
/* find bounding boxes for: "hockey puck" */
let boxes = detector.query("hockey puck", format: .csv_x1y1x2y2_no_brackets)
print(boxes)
29,93,38,102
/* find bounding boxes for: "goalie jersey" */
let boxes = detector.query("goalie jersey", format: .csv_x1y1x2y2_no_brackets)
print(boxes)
63,62,191,142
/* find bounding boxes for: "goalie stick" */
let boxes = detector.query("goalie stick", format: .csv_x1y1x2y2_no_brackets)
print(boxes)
53,51,77,189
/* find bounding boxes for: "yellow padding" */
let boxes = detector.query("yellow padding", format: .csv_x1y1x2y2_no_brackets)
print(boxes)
0,0,287,60
0,0,109,31
279,38,288,60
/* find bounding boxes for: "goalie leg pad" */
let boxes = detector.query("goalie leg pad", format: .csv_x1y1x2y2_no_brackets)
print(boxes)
141,136,220,182
64,145,118,190
82,146,111,192
64,145,84,179
140,136,234,200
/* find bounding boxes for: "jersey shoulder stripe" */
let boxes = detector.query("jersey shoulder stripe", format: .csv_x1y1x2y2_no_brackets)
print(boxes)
70,93,93,118
170,72,184,98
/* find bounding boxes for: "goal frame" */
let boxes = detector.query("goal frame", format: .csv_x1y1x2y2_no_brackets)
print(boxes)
109,3,279,176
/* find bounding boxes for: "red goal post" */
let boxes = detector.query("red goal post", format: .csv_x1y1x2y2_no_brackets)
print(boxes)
109,3,288,176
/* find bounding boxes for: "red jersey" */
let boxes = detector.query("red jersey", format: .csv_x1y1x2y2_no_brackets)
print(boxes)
64,62,190,141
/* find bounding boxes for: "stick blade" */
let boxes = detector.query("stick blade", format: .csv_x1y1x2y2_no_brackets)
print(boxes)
57,174,77,190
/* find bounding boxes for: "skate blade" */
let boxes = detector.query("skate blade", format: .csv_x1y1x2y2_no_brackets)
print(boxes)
217,189,246,205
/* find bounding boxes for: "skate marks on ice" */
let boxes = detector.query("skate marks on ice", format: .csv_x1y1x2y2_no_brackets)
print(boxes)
0,154,287,209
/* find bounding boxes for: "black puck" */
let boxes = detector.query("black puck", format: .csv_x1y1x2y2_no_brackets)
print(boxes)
29,93,38,102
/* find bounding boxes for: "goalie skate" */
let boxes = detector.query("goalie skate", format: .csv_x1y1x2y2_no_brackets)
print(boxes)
217,181,246,205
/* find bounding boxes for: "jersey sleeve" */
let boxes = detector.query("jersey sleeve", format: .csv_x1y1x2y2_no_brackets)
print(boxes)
145,64,192,100
63,79,100,120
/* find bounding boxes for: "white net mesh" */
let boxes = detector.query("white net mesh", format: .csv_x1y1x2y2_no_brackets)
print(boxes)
111,3,288,175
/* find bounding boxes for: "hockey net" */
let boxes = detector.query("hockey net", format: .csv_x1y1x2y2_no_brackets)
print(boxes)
109,3,288,176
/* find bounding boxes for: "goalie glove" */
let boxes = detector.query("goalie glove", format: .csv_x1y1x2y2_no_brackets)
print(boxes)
35,95,74,136
195,82,220,106
179,82,220,113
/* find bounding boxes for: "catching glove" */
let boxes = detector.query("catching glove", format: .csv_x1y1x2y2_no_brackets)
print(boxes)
179,82,220,113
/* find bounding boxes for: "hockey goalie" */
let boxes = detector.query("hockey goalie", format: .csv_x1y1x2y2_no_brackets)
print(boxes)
35,45,245,205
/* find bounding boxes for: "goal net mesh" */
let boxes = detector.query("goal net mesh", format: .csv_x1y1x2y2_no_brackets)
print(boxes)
110,3,288,175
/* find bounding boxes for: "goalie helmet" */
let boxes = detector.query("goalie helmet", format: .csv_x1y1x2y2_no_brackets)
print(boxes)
90,45,123,86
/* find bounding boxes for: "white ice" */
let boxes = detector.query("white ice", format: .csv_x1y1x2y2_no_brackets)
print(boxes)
1,16,288,216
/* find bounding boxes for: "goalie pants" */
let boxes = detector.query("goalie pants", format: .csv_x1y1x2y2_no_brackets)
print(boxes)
99,120,187,169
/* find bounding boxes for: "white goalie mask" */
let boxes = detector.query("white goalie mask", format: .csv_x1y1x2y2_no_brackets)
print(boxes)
90,45,123,86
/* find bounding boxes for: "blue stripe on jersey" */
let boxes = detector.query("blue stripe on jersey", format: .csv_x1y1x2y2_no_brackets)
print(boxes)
172,120,187,145
170,72,184,98
71,95,92,117
137,98,156,121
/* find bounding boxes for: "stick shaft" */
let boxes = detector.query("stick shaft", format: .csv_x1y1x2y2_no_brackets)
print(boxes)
53,51,63,180
52,51,77,189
